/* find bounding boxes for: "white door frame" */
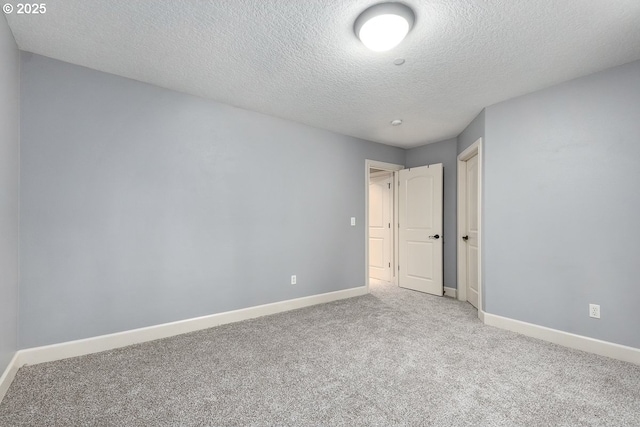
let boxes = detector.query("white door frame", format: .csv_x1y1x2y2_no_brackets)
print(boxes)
365,160,404,292
457,138,484,318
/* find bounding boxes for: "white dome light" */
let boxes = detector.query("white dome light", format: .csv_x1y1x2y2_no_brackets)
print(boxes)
355,3,415,52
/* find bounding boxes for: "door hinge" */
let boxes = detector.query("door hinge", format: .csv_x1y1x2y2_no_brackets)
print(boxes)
388,223,391,228
388,183,391,189
388,262,391,268
398,265,400,270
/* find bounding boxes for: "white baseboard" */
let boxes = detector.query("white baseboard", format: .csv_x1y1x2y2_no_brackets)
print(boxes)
7,286,637,405
443,286,457,298
0,353,20,403
484,312,640,365
17,286,368,369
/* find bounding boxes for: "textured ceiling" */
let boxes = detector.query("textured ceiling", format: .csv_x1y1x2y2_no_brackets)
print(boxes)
5,0,640,147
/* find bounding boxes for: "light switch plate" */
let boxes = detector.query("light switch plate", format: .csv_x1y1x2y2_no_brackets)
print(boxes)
351,217,356,226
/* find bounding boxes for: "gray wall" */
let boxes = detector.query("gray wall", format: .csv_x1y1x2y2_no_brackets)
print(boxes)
0,16,20,373
19,54,405,348
405,138,458,288
484,59,640,348
458,109,485,155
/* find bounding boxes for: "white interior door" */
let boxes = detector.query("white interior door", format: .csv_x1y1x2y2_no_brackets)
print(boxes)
369,174,392,282
464,154,479,308
398,164,443,295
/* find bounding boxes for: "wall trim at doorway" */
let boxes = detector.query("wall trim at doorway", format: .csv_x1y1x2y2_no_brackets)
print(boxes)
484,312,640,365
444,287,457,298
0,286,368,404
365,160,404,293
457,138,483,315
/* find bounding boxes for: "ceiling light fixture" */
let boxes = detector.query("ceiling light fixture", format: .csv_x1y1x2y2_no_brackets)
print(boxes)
391,119,403,126
354,3,415,52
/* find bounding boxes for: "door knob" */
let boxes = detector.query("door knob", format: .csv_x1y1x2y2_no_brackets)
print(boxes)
428,234,440,239
462,235,469,241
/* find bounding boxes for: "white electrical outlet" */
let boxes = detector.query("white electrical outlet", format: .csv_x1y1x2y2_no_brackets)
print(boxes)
589,304,600,319
291,275,297,285
351,217,356,226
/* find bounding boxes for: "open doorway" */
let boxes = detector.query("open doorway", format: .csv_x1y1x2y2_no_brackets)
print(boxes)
369,169,393,284
365,160,403,291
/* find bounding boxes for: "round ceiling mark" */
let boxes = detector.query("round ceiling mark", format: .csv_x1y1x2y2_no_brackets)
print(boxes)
354,3,415,52
391,119,403,126
394,58,405,65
